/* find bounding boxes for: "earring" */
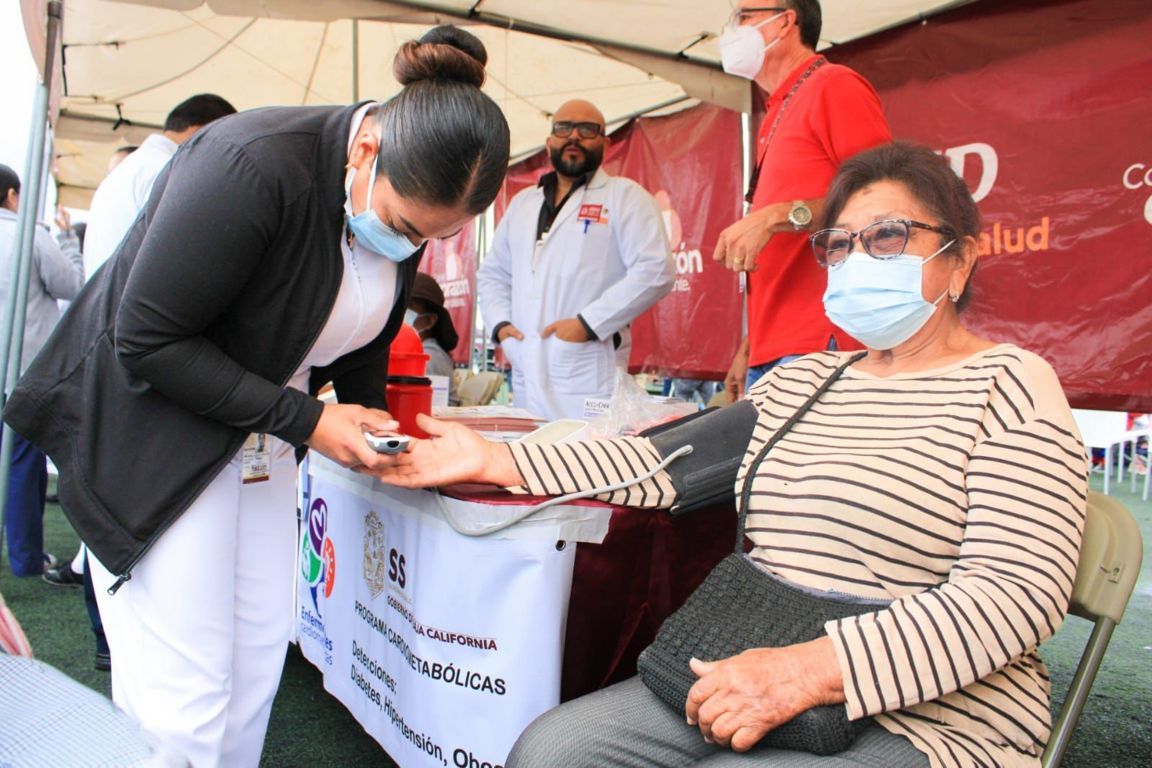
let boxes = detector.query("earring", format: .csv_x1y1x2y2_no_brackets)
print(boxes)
949,292,959,303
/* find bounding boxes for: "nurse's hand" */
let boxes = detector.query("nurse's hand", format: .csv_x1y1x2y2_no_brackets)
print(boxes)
306,403,399,471
541,317,589,343
713,203,788,272
369,414,525,489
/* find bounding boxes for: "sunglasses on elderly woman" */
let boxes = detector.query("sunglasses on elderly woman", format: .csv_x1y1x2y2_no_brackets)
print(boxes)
551,121,604,139
810,219,955,269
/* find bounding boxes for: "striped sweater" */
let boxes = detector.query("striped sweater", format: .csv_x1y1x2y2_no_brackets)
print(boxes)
508,345,1087,768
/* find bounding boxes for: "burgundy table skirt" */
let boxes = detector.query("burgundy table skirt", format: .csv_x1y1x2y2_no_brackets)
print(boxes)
560,500,737,701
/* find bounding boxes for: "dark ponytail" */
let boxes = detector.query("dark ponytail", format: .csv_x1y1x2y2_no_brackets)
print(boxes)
377,26,510,214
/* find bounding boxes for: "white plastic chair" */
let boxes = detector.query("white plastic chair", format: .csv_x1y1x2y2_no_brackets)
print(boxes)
1070,409,1130,495
1041,492,1143,767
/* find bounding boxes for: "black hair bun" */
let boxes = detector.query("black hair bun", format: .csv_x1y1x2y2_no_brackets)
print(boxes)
393,25,487,88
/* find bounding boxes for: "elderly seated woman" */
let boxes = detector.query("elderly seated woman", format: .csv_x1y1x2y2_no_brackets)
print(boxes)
372,142,1087,768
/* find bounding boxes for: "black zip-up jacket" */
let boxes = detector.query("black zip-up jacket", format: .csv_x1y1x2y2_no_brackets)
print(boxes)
4,103,420,578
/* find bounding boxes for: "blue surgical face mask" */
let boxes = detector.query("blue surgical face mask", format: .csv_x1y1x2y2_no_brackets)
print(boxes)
405,309,434,335
822,244,953,350
345,152,421,263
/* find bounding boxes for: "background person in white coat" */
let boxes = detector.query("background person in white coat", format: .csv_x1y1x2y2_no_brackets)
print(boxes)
478,99,674,421
82,94,236,279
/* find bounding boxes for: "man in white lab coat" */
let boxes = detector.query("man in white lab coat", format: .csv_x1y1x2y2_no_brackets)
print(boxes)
82,93,236,278
478,100,674,421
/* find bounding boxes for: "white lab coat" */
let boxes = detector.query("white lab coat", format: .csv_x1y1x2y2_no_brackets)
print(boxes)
478,168,674,421
83,133,179,279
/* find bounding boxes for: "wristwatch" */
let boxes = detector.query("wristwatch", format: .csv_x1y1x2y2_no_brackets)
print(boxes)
787,200,813,231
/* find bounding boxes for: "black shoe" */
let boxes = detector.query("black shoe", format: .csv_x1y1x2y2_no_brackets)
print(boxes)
95,651,112,672
42,564,84,587
45,492,59,503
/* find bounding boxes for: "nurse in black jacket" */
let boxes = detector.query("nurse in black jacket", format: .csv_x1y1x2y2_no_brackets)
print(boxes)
4,25,509,766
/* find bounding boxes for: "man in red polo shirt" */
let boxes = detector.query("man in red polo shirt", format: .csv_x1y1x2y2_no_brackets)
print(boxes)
714,0,891,397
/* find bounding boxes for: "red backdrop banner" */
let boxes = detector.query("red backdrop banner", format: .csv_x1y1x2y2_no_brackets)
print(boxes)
831,0,1152,410
495,104,744,379
419,224,478,366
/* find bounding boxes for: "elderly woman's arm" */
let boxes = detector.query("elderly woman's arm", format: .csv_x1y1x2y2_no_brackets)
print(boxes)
378,397,761,508
826,413,1087,721
374,413,679,507
507,437,679,507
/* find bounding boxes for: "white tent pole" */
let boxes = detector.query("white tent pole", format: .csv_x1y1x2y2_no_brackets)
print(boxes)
472,214,488,375
0,0,63,573
739,109,752,338
352,19,360,102
37,134,55,223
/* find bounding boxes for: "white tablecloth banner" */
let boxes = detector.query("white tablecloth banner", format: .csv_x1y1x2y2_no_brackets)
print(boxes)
296,456,604,768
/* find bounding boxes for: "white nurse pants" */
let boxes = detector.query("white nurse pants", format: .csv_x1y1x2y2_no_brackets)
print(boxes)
91,438,299,768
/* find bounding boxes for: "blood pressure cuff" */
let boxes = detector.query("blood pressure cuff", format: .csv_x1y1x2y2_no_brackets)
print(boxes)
639,400,757,515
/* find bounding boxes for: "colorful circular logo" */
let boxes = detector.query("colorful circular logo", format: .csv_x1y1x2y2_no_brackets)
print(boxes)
301,498,336,609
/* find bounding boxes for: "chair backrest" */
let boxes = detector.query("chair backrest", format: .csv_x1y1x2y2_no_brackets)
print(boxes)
1041,491,1144,767
1068,492,1143,624
1070,409,1129,450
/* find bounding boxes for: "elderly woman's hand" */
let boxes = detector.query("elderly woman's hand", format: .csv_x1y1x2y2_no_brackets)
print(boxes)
684,637,845,752
366,413,524,489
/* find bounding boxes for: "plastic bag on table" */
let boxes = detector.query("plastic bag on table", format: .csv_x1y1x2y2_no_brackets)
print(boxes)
586,368,698,439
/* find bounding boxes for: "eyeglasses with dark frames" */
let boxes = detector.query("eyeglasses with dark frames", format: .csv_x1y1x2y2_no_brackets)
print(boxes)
809,219,955,269
551,121,604,140
727,6,788,27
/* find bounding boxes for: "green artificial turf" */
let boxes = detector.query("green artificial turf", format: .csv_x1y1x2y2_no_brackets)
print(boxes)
3,475,1149,767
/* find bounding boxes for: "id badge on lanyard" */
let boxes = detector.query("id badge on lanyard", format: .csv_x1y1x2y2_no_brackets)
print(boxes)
242,433,271,484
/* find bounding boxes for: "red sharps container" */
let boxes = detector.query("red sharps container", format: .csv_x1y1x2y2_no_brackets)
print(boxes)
386,323,432,438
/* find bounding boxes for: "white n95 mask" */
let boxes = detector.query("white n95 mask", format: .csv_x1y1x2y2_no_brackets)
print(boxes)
718,13,784,80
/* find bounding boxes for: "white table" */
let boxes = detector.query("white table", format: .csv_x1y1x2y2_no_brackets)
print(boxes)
294,456,611,768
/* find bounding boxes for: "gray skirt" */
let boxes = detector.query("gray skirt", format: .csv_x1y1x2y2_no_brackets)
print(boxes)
505,676,930,768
